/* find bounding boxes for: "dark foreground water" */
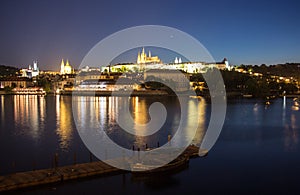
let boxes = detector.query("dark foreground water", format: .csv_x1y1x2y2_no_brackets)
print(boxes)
0,95,300,194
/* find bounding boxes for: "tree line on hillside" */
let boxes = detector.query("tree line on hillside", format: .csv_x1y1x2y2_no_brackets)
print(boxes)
237,63,300,79
191,68,298,98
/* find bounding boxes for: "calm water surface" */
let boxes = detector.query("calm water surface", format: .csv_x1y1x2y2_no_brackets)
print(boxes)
0,95,300,194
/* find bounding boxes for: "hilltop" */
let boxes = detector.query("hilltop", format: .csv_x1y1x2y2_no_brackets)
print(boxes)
0,65,19,77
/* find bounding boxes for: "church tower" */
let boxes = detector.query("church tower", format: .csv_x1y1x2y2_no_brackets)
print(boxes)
33,60,38,71
66,59,70,67
60,59,65,75
141,47,146,63
137,51,141,64
65,59,73,74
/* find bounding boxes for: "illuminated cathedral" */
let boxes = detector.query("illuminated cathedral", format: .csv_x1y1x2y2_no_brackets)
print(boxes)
137,48,162,64
60,59,74,75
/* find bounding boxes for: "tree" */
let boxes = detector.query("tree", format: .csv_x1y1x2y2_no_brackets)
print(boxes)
244,78,257,95
37,77,52,92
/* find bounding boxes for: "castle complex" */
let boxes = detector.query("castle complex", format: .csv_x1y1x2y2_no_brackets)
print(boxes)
137,48,162,64
102,48,230,73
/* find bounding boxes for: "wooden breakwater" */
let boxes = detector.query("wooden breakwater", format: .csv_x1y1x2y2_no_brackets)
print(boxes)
0,145,202,192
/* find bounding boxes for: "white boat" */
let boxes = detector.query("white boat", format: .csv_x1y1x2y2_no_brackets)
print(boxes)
293,98,299,107
12,87,46,95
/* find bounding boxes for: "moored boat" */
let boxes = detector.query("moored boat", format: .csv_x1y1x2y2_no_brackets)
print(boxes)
12,87,46,95
131,154,189,176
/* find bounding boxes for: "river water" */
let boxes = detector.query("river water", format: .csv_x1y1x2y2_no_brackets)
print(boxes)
0,95,300,194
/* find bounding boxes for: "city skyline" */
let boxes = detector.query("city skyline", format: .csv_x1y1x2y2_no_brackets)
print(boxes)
1,0,300,70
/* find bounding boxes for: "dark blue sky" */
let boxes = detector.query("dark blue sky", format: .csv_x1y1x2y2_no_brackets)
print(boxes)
0,0,299,70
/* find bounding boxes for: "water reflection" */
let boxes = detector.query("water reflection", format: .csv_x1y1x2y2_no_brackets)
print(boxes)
284,113,299,150
13,95,45,140
192,97,206,145
56,95,73,151
0,95,4,125
73,96,207,150
1,95,300,178
132,97,149,148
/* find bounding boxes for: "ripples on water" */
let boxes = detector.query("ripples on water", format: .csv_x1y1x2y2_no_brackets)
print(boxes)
1,95,300,193
0,95,207,174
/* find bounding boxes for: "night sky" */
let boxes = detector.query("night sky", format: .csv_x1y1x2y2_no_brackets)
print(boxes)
0,0,300,70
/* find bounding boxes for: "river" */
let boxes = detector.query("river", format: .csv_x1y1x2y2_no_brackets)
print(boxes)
0,95,299,194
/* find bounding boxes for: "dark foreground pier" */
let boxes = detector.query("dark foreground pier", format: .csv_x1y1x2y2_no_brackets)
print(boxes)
0,145,202,192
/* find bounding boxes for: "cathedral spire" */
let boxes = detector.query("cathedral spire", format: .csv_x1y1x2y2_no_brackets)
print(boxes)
61,59,65,67
137,51,141,64
142,47,145,55
66,59,70,67
60,59,65,74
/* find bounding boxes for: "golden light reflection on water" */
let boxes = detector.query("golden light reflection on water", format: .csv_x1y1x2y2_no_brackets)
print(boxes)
191,97,206,145
56,95,73,150
73,96,207,149
131,97,149,148
74,96,118,130
0,95,4,123
13,95,45,140
169,97,206,146
132,97,149,126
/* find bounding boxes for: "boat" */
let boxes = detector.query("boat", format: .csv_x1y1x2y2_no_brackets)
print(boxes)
243,94,253,98
12,87,46,95
131,154,189,176
293,97,299,107
198,149,208,157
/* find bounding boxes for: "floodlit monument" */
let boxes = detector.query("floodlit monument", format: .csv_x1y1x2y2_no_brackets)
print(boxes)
60,59,74,75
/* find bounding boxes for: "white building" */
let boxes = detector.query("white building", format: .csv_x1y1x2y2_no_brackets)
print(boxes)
20,60,39,78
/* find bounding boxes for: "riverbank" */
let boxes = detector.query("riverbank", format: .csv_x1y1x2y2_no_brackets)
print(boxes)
1,89,299,99
63,89,171,96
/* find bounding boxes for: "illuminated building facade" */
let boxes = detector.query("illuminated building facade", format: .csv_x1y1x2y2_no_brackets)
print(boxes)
137,48,162,64
0,77,32,89
20,60,40,78
60,59,74,75
103,50,230,73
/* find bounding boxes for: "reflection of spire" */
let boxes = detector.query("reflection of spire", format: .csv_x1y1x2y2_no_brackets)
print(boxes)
148,51,151,57
179,58,182,63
